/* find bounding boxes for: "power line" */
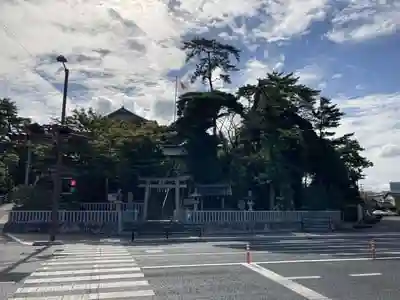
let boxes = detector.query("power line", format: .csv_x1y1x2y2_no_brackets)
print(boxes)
0,21,64,97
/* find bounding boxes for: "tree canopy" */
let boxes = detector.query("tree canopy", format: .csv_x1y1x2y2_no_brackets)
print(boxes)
0,37,372,211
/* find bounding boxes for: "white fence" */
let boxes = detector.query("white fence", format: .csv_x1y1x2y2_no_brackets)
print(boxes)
80,202,143,214
8,209,341,225
184,210,341,224
9,210,120,223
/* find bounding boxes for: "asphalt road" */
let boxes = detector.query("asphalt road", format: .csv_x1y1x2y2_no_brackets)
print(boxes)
124,233,400,300
0,234,52,299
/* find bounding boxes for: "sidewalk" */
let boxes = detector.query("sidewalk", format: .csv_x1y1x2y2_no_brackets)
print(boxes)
0,203,13,233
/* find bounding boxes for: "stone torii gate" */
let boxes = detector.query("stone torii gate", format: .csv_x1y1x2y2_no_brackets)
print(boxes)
138,175,190,221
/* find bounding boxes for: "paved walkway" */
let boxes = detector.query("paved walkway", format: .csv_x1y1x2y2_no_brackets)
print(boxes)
8,244,155,299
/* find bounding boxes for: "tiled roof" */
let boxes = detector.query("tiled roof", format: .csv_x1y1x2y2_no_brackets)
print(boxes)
106,106,147,121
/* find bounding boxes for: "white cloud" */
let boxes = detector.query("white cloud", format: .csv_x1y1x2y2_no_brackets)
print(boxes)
332,73,342,79
295,64,324,86
251,0,329,42
1,0,325,125
240,55,285,85
335,92,400,191
1,0,398,192
327,0,400,43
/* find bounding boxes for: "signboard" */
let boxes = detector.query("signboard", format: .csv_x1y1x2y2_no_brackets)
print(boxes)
184,198,199,206
107,193,117,202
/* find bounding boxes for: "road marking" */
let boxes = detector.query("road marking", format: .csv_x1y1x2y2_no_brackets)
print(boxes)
141,256,400,269
10,245,155,300
44,258,136,265
32,266,141,276
274,239,348,244
25,272,145,284
55,252,131,256
145,249,164,253
17,280,149,293
286,276,321,280
243,263,331,300
133,250,265,257
4,233,33,246
10,290,155,300
349,273,382,277
40,262,137,270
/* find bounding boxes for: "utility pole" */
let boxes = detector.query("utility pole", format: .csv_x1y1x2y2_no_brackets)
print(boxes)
173,76,178,122
24,140,32,185
49,55,69,242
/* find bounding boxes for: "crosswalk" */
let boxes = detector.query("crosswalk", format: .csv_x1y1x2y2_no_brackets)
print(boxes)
9,244,155,299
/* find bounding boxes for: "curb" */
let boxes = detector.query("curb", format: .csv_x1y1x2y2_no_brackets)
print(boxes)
3,232,34,246
32,241,64,246
3,233,64,246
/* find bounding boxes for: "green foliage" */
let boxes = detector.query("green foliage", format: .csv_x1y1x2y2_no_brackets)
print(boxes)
1,38,373,211
10,185,52,209
182,38,240,91
313,97,344,138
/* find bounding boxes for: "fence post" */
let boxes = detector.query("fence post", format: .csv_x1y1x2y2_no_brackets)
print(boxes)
117,202,122,235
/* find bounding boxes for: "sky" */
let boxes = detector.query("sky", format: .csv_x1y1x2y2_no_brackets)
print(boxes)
0,0,399,191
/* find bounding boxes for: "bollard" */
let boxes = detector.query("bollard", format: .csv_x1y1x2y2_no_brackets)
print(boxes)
131,230,136,242
370,239,376,259
246,243,252,264
165,227,169,240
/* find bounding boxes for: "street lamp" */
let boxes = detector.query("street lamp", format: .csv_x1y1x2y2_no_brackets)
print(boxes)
49,55,69,242
56,55,69,124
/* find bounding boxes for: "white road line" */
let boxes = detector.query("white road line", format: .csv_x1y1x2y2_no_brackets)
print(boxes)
16,280,149,293
253,244,398,249
32,267,141,276
55,252,131,256
24,273,145,284
243,263,331,300
133,251,264,257
45,258,136,265
145,249,164,253
10,245,155,300
286,276,321,280
40,262,137,270
349,273,382,277
131,248,400,257
10,289,155,300
141,256,400,269
59,248,130,252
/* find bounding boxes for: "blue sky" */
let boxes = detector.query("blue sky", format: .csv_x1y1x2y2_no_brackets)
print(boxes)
0,0,399,190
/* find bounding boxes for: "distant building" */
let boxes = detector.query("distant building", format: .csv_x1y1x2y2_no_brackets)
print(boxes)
106,106,156,126
390,182,400,193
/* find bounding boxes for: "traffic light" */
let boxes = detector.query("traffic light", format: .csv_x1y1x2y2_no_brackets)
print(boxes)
61,178,77,194
70,179,76,193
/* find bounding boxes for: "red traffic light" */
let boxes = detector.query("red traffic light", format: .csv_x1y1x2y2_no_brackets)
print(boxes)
70,179,76,186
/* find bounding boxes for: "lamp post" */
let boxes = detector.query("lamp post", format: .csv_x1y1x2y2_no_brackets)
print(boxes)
49,55,69,242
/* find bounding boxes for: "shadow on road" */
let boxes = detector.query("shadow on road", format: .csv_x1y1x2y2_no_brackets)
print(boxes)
0,245,50,283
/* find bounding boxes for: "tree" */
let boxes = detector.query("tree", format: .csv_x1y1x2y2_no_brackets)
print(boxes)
182,38,240,91
313,97,344,139
0,98,30,193
174,91,243,183
182,38,241,136
332,133,373,184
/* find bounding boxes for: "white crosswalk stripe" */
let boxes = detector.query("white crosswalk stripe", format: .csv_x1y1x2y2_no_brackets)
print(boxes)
8,244,155,299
